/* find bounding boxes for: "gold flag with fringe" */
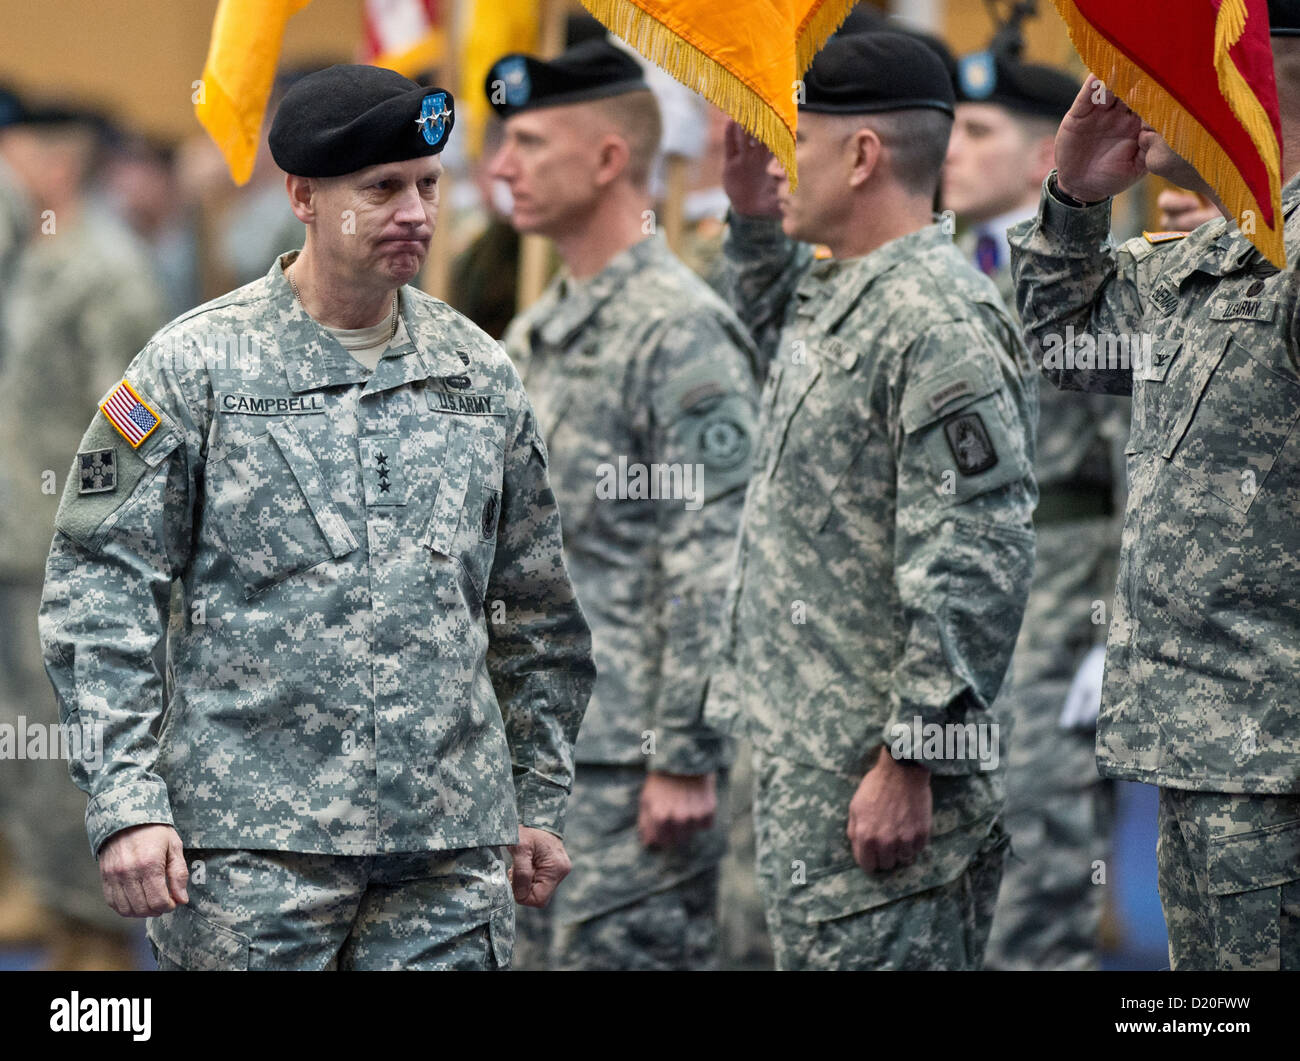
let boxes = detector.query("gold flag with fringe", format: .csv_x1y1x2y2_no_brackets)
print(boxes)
579,0,859,186
194,0,313,186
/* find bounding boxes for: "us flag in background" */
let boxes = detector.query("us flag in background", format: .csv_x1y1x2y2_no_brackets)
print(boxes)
361,0,445,77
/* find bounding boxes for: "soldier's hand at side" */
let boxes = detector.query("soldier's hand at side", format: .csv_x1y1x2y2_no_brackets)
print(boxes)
509,826,571,908
98,823,189,918
1054,75,1147,204
638,771,717,849
847,747,933,874
723,120,783,218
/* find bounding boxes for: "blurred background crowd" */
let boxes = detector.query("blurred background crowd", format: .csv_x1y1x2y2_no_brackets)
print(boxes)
0,0,1190,970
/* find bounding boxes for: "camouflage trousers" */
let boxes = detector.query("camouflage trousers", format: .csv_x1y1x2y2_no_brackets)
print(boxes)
753,750,1008,971
0,579,122,933
986,517,1118,969
514,763,725,970
1157,787,1300,971
718,738,774,970
984,781,1114,970
147,845,513,970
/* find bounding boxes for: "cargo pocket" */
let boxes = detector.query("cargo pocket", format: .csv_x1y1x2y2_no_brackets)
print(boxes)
148,903,251,971
1207,817,1300,970
486,902,515,969
206,420,357,598
1162,335,1300,519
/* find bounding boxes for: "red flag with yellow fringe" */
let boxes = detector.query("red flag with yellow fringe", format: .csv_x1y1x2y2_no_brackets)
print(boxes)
577,0,859,187
1052,0,1285,266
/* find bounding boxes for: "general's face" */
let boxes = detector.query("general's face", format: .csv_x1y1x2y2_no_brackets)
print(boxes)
309,155,441,287
488,107,602,236
943,103,1039,222
768,112,852,247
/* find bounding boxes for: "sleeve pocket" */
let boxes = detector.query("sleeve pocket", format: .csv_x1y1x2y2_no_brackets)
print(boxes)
902,362,1031,506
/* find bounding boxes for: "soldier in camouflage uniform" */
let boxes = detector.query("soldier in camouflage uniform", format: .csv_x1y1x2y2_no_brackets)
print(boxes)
944,54,1125,970
0,83,40,946
0,107,166,968
708,32,1037,971
37,66,594,971
1008,12,1300,969
486,40,758,971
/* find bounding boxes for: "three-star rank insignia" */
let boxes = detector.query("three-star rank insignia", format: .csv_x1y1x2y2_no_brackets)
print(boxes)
415,91,454,150
480,489,500,542
359,437,406,506
78,448,117,494
944,412,998,476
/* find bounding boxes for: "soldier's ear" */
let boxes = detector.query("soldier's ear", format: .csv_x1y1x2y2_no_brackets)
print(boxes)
848,126,882,189
285,173,318,224
593,132,631,189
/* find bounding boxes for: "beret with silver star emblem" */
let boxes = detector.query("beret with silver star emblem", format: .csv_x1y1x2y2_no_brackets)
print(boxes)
269,64,454,177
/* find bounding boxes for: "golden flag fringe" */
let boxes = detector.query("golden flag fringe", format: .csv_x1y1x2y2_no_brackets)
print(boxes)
194,0,312,186
1052,0,1285,267
1211,0,1283,263
580,0,859,188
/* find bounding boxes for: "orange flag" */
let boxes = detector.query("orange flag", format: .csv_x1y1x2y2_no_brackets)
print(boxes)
578,0,858,186
194,0,313,186
1052,0,1285,266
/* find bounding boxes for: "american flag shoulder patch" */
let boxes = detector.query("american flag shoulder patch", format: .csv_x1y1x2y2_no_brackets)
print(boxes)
100,379,161,449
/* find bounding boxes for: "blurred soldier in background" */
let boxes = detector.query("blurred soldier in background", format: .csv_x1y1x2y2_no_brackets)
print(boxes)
101,131,201,318
488,39,759,970
944,51,1124,970
0,82,38,948
0,104,166,968
712,32,1036,970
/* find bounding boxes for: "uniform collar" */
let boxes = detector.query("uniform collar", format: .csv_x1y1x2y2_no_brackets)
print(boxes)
535,235,667,348
273,252,468,394
1165,173,1300,284
796,223,949,335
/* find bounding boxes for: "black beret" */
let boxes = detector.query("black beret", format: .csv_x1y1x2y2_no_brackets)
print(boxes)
269,64,454,177
0,84,25,129
485,39,648,118
801,32,955,116
1271,0,1300,35
956,53,1077,120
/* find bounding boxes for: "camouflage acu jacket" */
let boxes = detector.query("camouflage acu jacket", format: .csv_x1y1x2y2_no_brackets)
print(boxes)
707,215,1037,911
1010,172,1300,794
39,253,595,857
503,235,758,773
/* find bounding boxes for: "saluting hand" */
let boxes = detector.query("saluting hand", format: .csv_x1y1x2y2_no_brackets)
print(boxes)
722,120,784,219
1054,75,1148,204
